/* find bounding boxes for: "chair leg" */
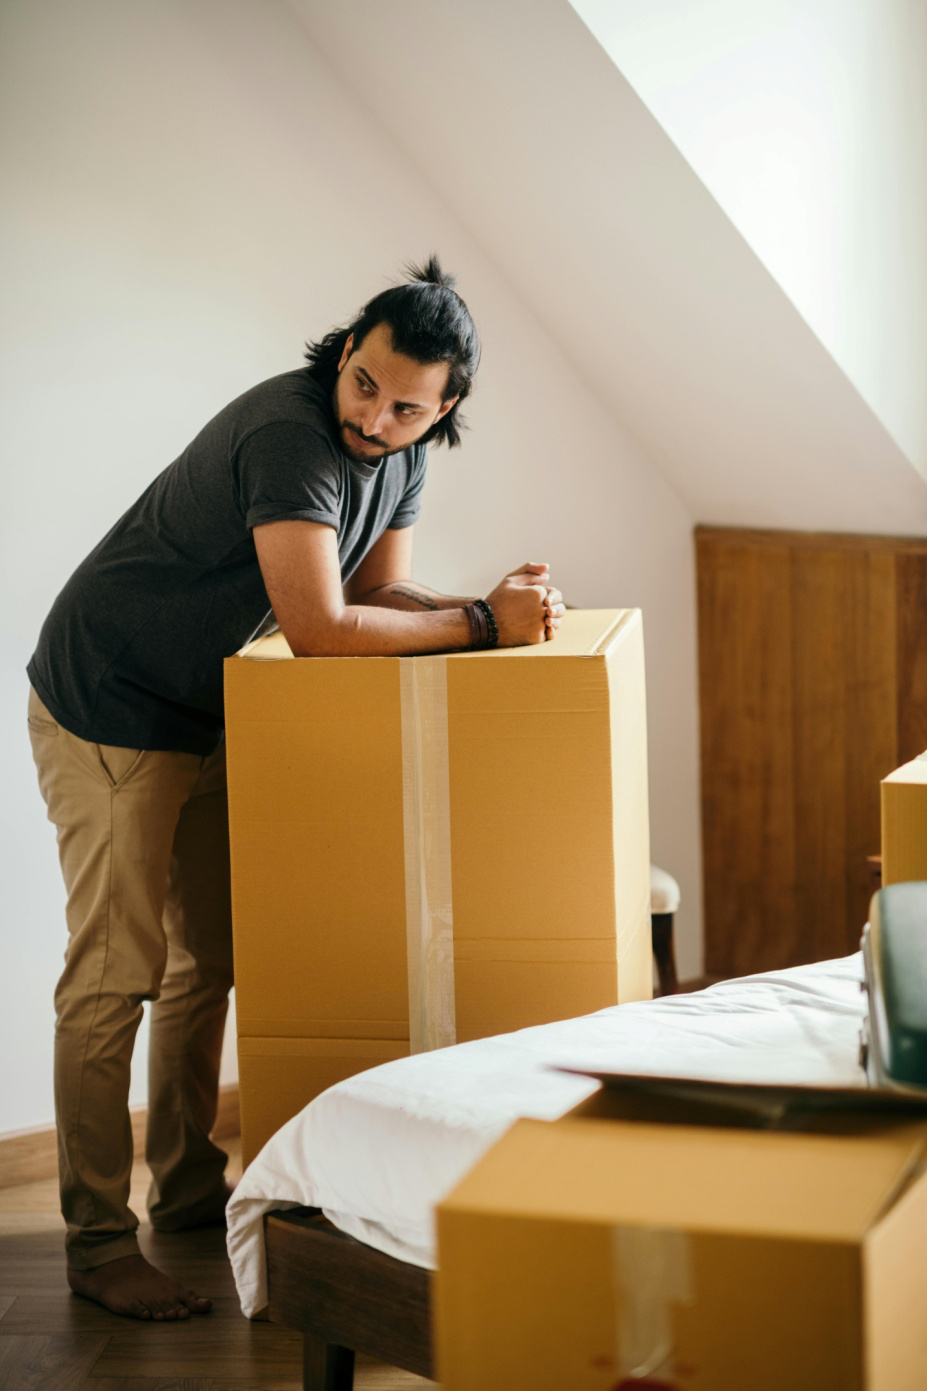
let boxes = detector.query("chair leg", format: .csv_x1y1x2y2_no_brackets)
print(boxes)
303,1333,355,1391
652,912,679,997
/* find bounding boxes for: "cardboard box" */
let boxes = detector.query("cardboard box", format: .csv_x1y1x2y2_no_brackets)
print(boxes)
881,755,927,886
225,609,651,1163
236,1036,408,1165
436,1092,927,1390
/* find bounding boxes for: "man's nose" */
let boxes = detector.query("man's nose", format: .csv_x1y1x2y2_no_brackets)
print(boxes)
360,403,389,437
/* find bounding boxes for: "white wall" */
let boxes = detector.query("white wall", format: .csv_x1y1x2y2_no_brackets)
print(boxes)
571,0,927,477
291,0,927,540
0,0,699,1134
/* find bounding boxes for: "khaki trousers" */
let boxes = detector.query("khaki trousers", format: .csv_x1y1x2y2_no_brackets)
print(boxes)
28,687,234,1270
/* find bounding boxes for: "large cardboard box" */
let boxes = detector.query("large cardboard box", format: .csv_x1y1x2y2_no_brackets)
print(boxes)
436,1091,927,1390
881,754,927,885
225,609,651,1163
235,1037,409,1166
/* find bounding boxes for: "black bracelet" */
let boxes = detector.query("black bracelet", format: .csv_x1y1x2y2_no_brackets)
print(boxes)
474,598,499,649
463,603,488,650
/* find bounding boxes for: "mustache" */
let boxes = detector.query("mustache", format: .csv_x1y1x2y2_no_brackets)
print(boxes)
343,421,388,449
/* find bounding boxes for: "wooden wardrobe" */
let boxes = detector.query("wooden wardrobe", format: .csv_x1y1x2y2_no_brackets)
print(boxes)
697,525,927,978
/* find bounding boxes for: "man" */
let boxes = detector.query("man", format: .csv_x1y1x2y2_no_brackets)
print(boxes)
27,258,565,1321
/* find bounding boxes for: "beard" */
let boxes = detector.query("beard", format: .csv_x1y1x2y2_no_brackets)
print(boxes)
331,380,437,464
339,420,392,465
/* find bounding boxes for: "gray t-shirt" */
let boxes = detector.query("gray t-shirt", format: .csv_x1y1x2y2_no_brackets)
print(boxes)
28,369,426,754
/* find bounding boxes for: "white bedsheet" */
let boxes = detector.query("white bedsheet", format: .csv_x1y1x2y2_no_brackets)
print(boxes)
227,953,866,1317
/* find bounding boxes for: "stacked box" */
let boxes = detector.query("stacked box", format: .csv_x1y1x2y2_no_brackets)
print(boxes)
225,609,651,1164
881,754,927,886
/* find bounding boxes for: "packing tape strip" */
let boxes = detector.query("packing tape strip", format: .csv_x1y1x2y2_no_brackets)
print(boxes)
612,1226,694,1380
400,657,457,1054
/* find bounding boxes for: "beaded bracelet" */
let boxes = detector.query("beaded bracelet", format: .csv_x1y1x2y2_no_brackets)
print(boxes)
474,598,500,649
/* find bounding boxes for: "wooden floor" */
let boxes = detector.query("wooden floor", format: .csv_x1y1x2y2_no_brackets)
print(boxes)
0,1138,432,1390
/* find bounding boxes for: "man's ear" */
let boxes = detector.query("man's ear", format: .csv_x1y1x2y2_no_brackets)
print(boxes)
337,333,355,373
436,394,460,421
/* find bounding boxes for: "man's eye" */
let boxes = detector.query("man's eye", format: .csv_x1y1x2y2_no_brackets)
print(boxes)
397,406,418,417
357,378,373,394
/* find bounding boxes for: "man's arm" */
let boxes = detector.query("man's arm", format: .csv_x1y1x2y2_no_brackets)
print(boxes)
361,579,472,612
345,527,565,636
253,520,555,656
344,527,475,612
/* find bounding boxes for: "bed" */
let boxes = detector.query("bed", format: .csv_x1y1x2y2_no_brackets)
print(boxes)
226,954,867,1387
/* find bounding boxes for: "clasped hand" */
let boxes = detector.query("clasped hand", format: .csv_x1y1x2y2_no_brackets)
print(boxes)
485,562,566,648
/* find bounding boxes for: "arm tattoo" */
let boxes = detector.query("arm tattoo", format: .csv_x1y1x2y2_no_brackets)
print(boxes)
390,584,440,611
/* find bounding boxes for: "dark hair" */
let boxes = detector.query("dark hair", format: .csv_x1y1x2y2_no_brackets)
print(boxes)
304,256,480,448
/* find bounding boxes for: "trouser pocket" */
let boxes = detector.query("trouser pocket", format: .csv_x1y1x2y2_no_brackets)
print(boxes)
95,743,144,789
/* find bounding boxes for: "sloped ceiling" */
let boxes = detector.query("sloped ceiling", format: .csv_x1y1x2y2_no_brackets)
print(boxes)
286,0,927,535
570,0,927,481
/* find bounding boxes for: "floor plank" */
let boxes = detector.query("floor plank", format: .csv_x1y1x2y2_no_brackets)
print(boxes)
208,1371,431,1391
85,1380,214,1390
194,1381,296,1391
200,1380,297,1390
0,1332,110,1391
207,1360,432,1391
354,1358,432,1390
0,1137,433,1387
91,1319,303,1380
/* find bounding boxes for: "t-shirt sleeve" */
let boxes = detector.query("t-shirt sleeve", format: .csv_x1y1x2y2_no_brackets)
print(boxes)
389,446,428,530
231,421,342,532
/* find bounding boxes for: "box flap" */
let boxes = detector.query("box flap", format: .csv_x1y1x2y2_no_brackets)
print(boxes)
443,1116,927,1241
883,755,927,786
556,1071,927,1124
237,629,293,660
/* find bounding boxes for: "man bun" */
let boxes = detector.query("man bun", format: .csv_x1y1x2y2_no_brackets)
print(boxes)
405,255,457,291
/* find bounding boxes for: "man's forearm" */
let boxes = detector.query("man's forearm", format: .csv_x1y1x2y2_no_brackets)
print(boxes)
287,603,472,657
355,580,477,613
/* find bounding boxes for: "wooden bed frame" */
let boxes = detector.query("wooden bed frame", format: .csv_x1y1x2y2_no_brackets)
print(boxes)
260,918,681,1388
264,1207,433,1390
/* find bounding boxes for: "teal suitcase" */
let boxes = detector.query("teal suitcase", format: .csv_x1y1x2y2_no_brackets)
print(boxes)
860,882,927,1090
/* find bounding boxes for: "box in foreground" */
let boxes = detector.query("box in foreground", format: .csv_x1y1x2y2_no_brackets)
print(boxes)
225,609,651,1162
881,754,927,886
436,1093,927,1390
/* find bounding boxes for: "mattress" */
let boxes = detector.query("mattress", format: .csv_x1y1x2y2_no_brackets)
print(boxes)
227,953,866,1317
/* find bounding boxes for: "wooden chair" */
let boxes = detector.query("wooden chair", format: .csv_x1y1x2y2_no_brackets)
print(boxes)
651,864,680,996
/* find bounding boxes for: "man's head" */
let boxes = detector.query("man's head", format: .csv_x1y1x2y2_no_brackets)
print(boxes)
304,257,480,464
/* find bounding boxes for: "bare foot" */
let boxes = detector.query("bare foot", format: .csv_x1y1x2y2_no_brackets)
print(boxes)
68,1254,213,1320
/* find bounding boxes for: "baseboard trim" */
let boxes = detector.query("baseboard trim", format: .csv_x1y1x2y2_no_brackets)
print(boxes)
0,1083,240,1189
